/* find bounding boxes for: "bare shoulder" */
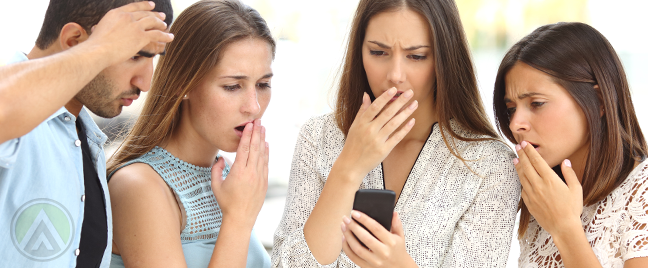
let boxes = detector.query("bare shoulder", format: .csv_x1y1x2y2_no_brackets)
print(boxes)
109,162,170,200
109,163,186,266
108,162,181,231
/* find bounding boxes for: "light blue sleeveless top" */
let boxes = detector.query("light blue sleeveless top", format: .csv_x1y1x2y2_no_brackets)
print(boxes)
109,146,270,268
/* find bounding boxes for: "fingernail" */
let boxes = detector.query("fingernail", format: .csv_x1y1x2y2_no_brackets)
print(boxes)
352,211,361,219
409,100,418,110
515,144,521,151
388,87,396,95
403,89,413,98
149,1,155,7
256,119,261,125
513,158,519,165
159,12,166,19
564,159,571,167
408,118,415,126
266,142,269,148
343,215,351,224
341,222,347,232
521,141,528,148
167,33,174,39
342,235,346,242
261,126,266,134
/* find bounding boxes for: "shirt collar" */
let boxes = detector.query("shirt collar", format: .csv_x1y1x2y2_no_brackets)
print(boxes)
78,107,108,146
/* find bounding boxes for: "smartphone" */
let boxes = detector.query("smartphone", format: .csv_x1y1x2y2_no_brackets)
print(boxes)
351,189,396,247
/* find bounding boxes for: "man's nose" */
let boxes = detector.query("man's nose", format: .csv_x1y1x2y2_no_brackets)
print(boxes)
131,59,154,93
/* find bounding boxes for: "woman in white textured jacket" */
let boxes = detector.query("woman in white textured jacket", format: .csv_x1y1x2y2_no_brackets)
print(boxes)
271,0,520,267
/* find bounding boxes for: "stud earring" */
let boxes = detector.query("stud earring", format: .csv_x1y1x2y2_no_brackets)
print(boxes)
183,94,188,100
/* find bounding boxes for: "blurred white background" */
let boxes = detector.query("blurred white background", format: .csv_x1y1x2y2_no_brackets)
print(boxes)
2,0,646,266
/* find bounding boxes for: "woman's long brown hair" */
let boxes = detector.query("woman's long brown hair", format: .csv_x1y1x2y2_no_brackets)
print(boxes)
107,0,275,176
493,22,648,238
335,0,499,159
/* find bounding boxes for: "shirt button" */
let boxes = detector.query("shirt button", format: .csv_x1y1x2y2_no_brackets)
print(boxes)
75,140,81,147
81,195,85,202
64,116,71,121
75,248,80,256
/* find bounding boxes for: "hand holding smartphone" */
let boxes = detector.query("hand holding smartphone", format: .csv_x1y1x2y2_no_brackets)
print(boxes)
351,189,396,247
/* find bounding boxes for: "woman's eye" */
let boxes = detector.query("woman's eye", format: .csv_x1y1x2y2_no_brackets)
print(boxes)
223,84,241,91
257,83,271,90
130,56,141,61
369,50,386,56
408,55,427,61
531,101,545,108
506,107,516,117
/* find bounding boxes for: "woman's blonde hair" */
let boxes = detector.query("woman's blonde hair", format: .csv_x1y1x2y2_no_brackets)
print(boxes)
107,0,275,176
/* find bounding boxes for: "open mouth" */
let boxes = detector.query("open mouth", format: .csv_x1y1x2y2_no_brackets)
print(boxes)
235,125,246,132
389,91,404,102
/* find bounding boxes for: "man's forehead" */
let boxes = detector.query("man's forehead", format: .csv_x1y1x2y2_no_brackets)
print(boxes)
138,42,166,57
138,28,171,57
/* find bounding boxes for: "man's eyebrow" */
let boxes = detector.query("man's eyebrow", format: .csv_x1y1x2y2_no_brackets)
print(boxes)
504,92,545,103
137,50,166,58
368,41,430,51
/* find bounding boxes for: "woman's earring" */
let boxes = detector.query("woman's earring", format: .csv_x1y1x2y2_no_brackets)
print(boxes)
183,94,188,100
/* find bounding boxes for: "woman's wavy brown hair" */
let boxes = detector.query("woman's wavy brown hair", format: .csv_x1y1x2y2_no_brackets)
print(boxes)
493,22,647,237
335,0,498,157
107,0,275,176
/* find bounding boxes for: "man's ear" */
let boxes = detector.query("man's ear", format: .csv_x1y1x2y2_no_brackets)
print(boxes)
58,22,90,50
594,84,605,117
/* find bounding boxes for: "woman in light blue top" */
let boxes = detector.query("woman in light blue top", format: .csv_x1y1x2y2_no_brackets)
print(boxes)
106,0,275,267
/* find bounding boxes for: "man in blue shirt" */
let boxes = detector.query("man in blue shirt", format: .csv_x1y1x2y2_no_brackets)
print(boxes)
0,0,173,267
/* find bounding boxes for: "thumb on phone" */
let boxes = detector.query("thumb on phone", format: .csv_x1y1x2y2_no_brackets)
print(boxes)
391,211,404,238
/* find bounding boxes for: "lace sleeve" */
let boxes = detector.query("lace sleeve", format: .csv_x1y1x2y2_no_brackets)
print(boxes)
621,163,648,261
442,142,521,267
271,118,350,268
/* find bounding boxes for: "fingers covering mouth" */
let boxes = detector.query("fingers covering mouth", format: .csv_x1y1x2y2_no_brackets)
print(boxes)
234,121,253,132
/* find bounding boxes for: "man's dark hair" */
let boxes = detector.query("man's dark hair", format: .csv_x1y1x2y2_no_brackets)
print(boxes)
35,0,173,49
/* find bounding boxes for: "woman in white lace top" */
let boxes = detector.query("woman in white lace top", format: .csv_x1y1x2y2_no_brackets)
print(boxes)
493,22,648,268
272,0,521,267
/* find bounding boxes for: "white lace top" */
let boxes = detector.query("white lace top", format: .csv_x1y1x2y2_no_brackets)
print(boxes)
272,114,521,267
519,159,648,267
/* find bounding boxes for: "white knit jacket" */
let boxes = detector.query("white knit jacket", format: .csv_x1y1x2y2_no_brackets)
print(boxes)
272,114,521,267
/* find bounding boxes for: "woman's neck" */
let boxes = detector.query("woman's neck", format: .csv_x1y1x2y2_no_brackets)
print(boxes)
162,123,220,168
402,97,437,143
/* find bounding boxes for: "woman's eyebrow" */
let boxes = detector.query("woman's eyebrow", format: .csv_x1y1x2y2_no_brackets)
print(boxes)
218,73,274,80
367,40,430,51
504,92,546,103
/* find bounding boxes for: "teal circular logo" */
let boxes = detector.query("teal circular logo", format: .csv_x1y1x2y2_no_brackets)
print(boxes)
11,199,74,261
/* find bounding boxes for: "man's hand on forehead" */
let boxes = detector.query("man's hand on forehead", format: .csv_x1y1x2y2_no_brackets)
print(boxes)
85,1,174,66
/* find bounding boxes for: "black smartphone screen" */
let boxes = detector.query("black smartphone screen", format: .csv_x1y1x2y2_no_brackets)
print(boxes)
351,189,396,247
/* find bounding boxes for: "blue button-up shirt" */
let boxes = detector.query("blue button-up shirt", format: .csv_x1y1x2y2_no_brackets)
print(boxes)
0,52,112,267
